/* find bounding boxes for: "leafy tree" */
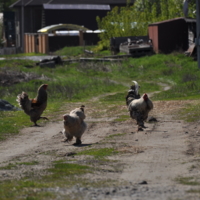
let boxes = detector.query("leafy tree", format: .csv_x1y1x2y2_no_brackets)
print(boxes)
1,0,16,12
0,15,3,47
0,0,16,47
96,0,196,50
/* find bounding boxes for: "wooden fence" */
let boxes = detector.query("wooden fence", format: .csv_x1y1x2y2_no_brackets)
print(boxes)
24,33,49,54
0,47,21,55
24,31,99,53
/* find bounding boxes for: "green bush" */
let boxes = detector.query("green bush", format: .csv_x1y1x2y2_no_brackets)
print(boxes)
96,0,194,49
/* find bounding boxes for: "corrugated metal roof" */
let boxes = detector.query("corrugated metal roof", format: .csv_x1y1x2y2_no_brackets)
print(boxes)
43,4,110,10
10,0,134,7
37,23,90,32
10,0,48,7
148,17,196,26
47,0,134,4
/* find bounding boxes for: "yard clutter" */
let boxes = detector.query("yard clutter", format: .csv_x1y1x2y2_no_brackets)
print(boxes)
62,105,87,145
119,38,154,57
36,56,63,68
0,99,17,111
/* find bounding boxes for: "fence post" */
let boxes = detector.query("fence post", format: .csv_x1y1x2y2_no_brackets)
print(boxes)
28,34,32,53
38,34,42,53
38,34,49,54
79,31,84,46
24,33,28,53
45,34,49,54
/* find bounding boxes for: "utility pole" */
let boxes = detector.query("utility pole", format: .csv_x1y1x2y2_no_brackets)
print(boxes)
196,0,200,69
21,0,24,52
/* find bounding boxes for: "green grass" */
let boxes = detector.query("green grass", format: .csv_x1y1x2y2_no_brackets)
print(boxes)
0,110,30,140
0,59,36,68
0,163,17,170
0,100,62,140
176,102,200,122
0,183,55,200
99,92,127,102
50,162,89,176
187,189,200,193
176,177,200,186
76,148,117,158
0,160,92,200
48,160,91,179
55,46,94,57
55,45,112,58
0,176,116,200
1,51,200,138
0,53,45,58
114,115,130,122
0,161,39,170
105,133,127,139
1,49,200,199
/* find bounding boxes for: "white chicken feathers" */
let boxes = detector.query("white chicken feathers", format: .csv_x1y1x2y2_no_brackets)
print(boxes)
126,81,153,130
128,93,153,120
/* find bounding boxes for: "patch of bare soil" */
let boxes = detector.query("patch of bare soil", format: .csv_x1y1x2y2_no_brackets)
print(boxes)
0,67,49,86
0,98,200,199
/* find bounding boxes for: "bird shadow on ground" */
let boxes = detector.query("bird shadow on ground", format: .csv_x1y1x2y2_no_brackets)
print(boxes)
30,125,44,127
65,143,92,147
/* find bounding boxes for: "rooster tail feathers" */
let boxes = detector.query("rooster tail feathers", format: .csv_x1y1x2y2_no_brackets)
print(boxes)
132,81,139,95
16,92,32,114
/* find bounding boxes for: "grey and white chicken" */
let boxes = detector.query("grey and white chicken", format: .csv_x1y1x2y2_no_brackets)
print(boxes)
126,81,153,131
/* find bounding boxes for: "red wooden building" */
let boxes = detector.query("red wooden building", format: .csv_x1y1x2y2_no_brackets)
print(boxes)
148,17,196,54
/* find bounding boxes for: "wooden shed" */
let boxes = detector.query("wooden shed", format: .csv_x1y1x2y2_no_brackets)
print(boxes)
148,17,196,54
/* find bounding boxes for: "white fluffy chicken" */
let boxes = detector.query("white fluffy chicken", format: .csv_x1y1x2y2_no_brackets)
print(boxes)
62,105,87,145
126,81,153,131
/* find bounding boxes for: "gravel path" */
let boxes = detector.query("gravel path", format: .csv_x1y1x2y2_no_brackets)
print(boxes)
0,85,200,199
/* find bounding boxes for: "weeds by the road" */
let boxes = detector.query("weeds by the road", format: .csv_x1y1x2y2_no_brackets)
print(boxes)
76,147,117,158
0,137,123,200
176,177,200,186
2,47,200,199
1,51,200,139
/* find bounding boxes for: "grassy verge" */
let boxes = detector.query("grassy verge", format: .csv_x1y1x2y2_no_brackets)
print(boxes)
77,147,117,158
0,53,45,58
55,45,112,58
176,102,200,122
0,145,120,200
0,119,127,199
1,48,200,199
1,52,200,139
176,177,200,186
0,162,91,200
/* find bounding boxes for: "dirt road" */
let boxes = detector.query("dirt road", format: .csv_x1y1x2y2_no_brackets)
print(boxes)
0,100,200,200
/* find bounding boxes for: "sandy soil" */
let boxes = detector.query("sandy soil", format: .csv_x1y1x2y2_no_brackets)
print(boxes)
1,98,200,200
